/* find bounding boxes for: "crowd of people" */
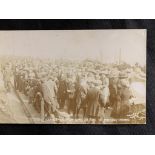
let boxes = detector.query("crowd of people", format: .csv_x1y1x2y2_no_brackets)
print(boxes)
0,56,146,123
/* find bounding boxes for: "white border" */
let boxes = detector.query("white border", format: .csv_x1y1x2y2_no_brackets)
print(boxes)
0,135,153,155
0,0,154,19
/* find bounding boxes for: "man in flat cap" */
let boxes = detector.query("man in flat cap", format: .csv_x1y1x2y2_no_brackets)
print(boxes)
85,81,103,124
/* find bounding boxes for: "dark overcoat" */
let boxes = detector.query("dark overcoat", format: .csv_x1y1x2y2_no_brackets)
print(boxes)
86,87,100,118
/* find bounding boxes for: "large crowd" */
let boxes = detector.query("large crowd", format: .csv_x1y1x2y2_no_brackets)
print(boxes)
0,56,146,123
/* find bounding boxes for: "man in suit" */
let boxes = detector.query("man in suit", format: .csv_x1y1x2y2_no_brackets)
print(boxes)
57,74,67,109
41,76,59,119
119,75,133,118
111,72,132,118
74,78,88,119
86,81,102,124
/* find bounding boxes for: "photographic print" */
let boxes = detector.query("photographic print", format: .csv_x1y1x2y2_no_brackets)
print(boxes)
0,30,146,124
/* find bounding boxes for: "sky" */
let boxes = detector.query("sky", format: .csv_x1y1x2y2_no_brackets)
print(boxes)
0,30,146,65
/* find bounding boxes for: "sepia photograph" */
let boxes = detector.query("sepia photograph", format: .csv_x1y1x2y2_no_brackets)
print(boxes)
0,30,146,124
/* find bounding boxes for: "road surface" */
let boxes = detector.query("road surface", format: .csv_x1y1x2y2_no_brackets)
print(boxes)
0,74,30,123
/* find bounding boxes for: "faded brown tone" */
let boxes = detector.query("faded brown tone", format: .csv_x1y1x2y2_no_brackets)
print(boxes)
0,30,146,124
